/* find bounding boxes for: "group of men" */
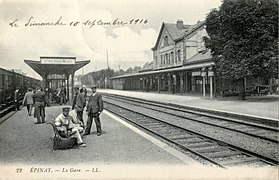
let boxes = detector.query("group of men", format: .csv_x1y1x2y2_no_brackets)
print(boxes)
54,85,103,148
22,87,47,124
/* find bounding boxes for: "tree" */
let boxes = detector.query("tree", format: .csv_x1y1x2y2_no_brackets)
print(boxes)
204,0,278,99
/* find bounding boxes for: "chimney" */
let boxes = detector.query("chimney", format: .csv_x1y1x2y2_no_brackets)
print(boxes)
176,19,183,29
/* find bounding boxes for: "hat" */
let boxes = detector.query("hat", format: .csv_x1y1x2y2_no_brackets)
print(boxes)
91,85,97,89
62,107,71,112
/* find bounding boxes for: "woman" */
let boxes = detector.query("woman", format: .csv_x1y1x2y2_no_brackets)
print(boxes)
22,88,34,116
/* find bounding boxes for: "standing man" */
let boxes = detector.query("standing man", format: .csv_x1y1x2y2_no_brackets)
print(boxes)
60,86,66,105
82,85,87,97
85,85,103,136
33,88,46,124
75,88,86,124
22,88,34,116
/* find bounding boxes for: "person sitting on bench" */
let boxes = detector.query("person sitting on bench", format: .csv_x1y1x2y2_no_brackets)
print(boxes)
69,105,85,136
54,107,86,147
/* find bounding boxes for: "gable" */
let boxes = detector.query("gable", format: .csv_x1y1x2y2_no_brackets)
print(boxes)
152,22,189,51
158,28,174,48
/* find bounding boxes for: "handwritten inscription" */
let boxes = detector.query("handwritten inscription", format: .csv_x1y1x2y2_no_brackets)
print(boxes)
25,16,66,27
9,16,148,29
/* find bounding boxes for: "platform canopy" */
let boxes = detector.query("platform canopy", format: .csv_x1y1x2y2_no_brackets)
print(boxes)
24,57,90,78
24,56,90,100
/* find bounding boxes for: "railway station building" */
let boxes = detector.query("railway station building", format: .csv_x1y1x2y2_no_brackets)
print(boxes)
25,57,90,100
111,20,216,98
111,20,276,98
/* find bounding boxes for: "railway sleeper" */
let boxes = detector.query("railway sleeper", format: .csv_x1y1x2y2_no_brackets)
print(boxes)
169,135,195,140
145,125,169,129
240,128,260,132
136,120,157,124
195,146,225,153
133,118,150,121
152,130,179,136
220,156,259,166
180,138,209,145
159,131,188,136
152,128,184,134
140,122,165,126
183,142,214,149
203,150,242,159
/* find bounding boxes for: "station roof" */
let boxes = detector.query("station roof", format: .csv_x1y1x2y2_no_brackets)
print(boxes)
24,58,90,78
110,61,214,79
183,50,212,65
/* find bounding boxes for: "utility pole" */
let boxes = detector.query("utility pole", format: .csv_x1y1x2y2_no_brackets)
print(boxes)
105,49,109,89
106,49,110,69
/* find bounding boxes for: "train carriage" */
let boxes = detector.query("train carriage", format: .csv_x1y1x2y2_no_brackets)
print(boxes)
0,68,41,114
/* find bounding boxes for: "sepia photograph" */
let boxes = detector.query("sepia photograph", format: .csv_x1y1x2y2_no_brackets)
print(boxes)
0,0,278,179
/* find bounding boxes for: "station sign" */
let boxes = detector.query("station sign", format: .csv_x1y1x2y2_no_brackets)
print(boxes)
47,74,66,79
41,57,76,64
192,72,201,76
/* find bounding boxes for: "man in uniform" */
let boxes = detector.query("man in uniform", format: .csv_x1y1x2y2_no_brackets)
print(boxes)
85,85,103,136
55,107,86,147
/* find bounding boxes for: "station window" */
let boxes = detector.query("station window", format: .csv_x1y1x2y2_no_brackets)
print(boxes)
177,49,181,62
164,36,169,46
155,55,157,65
165,53,168,64
169,53,171,64
171,52,174,64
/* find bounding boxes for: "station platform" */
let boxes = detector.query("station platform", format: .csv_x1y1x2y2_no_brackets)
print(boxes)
0,105,197,166
98,89,278,120
0,100,276,179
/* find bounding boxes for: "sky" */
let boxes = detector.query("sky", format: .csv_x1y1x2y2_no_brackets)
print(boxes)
0,0,221,79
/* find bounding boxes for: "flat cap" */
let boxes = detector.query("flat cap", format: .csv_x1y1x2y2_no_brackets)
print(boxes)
91,85,97,89
62,107,71,111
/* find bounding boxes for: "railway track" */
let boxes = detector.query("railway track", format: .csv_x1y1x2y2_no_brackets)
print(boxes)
103,94,278,144
102,94,278,168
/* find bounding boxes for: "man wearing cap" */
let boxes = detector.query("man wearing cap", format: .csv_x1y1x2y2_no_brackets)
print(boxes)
85,85,103,136
55,107,86,147
75,88,86,124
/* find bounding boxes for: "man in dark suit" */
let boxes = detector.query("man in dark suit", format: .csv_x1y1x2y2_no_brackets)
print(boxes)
33,88,46,124
75,88,86,124
85,85,103,136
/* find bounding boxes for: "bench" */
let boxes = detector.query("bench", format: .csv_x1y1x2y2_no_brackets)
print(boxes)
47,122,78,150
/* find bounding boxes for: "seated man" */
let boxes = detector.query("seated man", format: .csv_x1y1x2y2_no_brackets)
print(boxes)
68,105,84,136
55,107,86,147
